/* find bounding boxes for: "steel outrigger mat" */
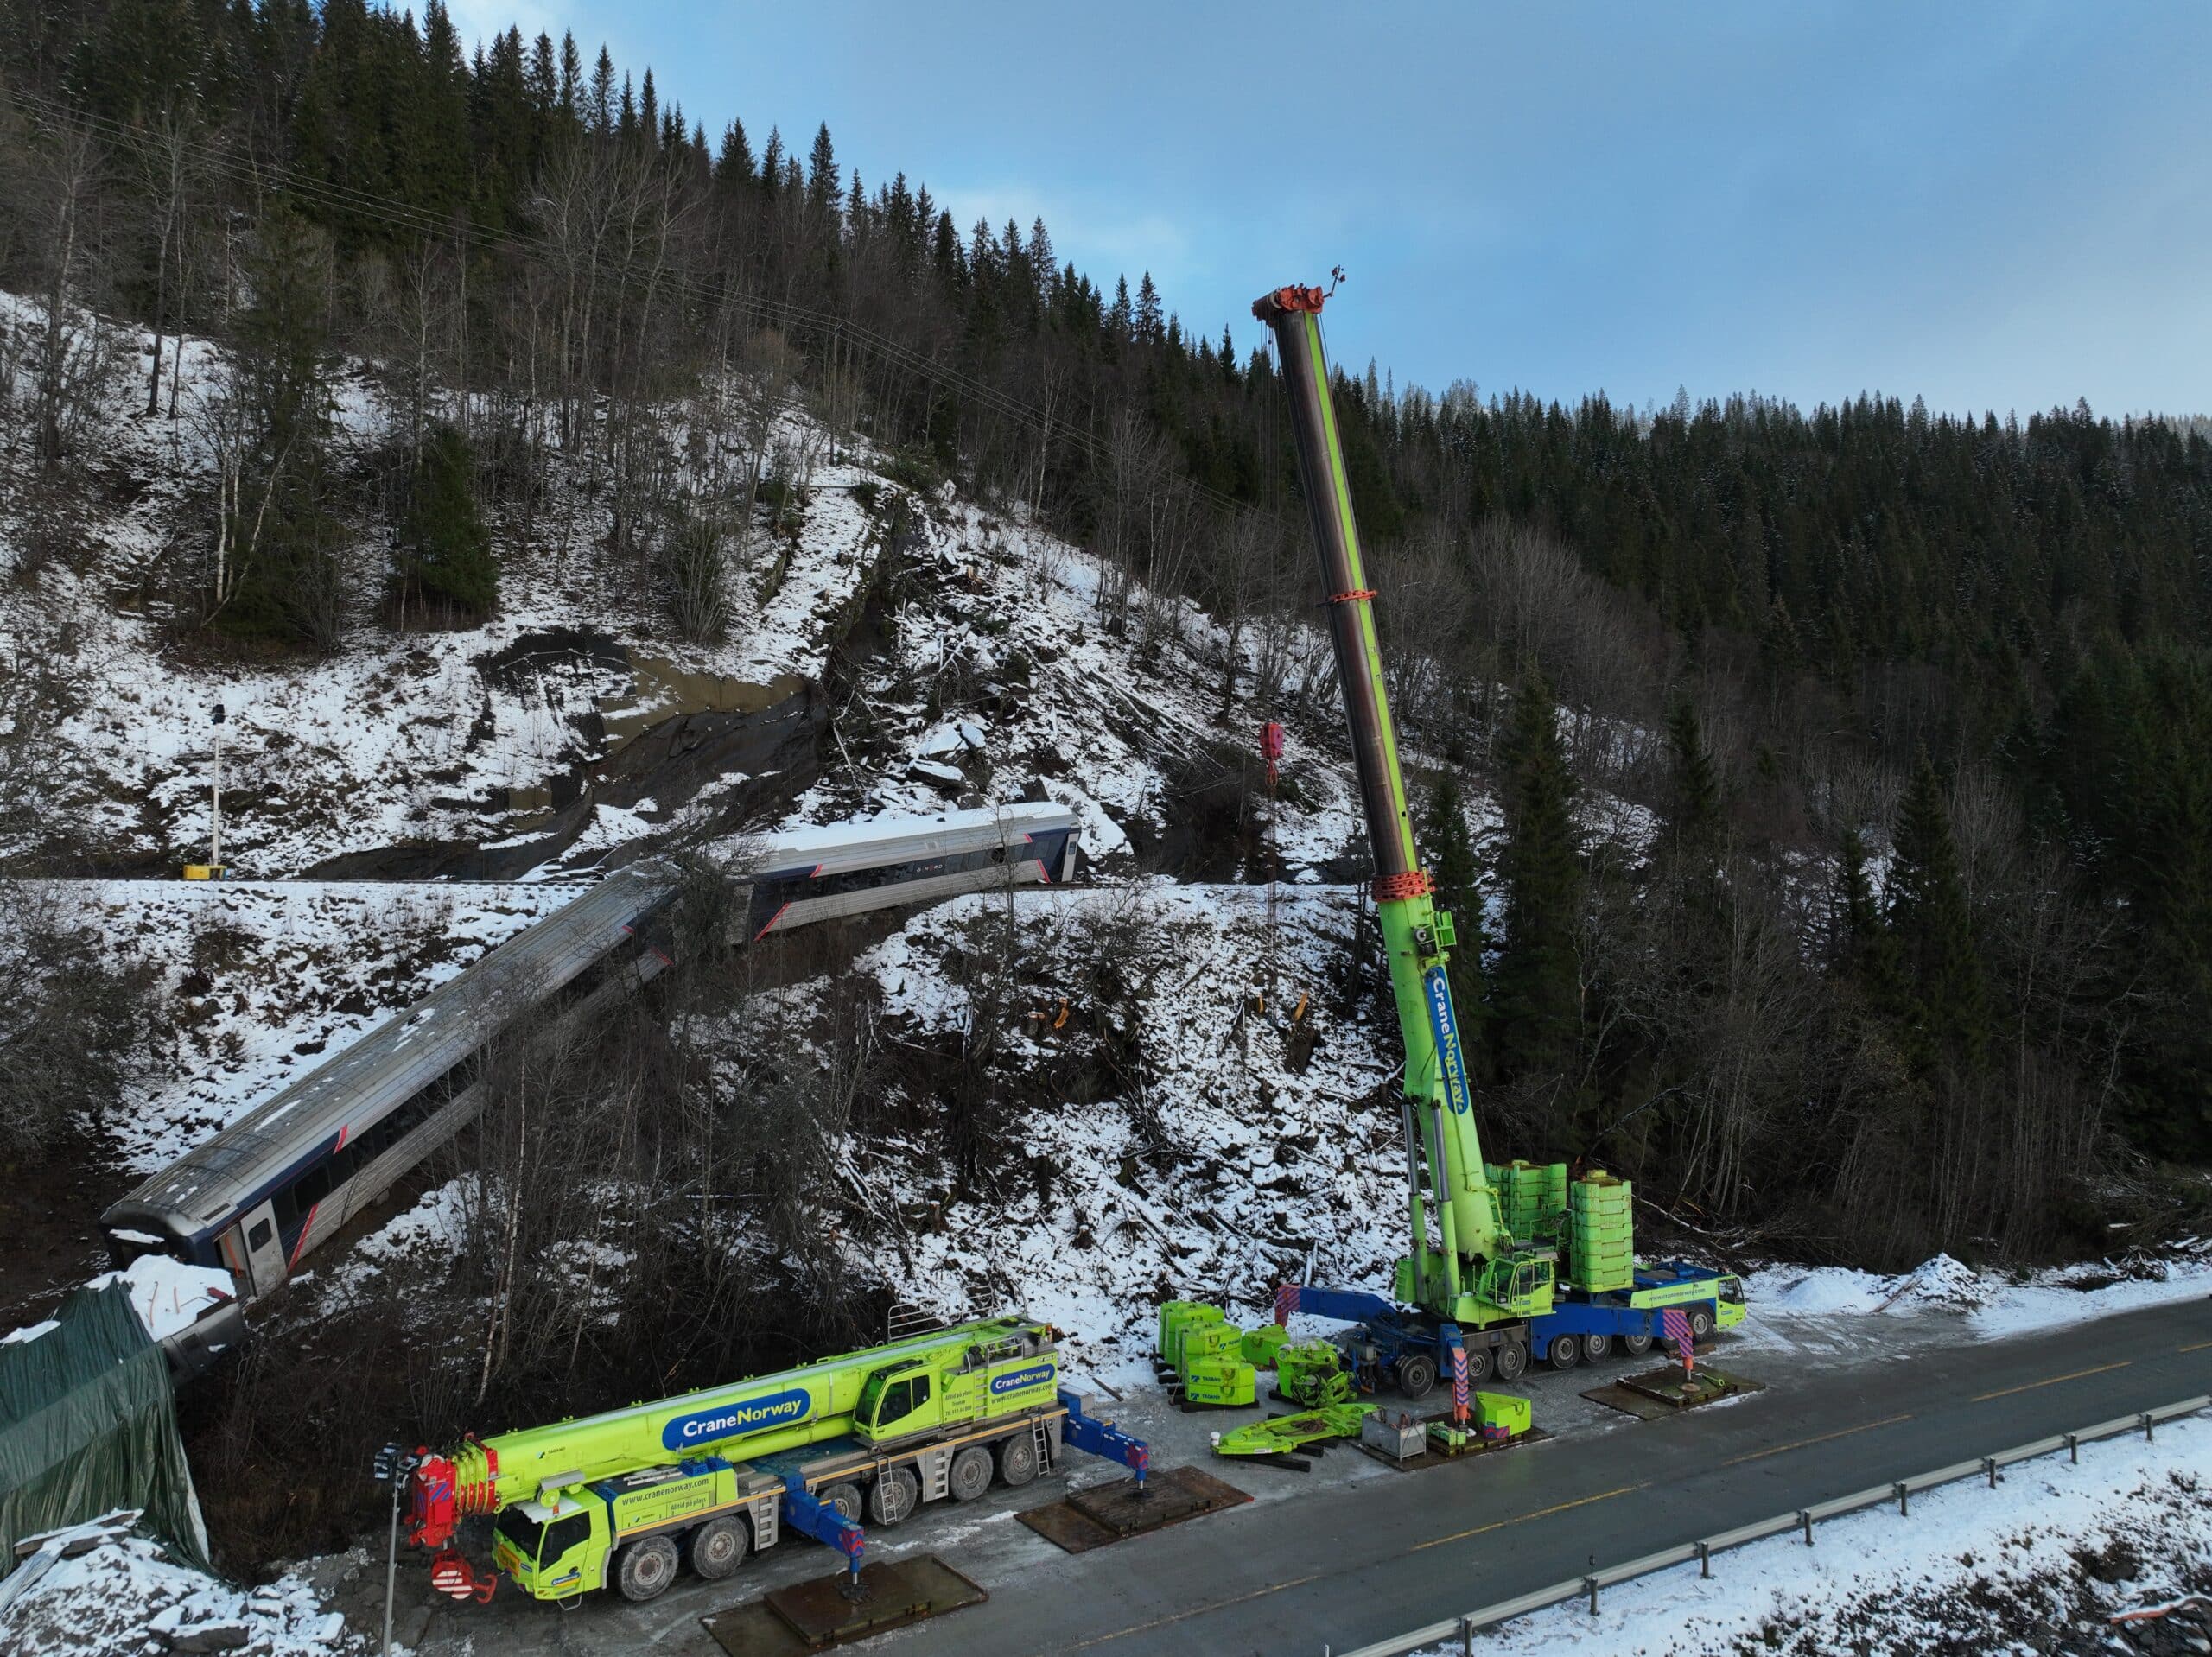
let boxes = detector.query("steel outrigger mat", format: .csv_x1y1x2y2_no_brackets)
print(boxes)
1580,1366,1764,1420
1016,1464,1250,1553
700,1555,987,1655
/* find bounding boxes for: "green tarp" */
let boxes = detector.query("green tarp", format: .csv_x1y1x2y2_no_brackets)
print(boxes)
0,1280,208,1571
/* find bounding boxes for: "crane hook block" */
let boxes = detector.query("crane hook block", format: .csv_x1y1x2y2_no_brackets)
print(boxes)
1254,283,1330,321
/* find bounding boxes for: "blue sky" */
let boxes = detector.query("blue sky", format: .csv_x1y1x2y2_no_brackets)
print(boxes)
452,1,2212,419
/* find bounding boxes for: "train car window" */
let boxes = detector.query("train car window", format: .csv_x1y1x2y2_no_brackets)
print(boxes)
293,1165,332,1208
247,1220,273,1251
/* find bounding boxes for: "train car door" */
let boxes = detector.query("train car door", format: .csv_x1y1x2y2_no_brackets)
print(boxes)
233,1201,288,1298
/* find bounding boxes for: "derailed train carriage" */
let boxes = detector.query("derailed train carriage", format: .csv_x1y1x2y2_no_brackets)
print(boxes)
102,803,1078,1366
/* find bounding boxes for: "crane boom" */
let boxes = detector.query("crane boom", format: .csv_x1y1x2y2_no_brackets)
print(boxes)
1254,282,1519,1323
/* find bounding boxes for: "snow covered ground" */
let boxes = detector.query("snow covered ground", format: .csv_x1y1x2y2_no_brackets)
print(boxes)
1739,1245,2212,1346
855,880,1399,1388
67,878,570,1171
0,1515,361,1657
0,291,892,877
1412,1413,2212,1657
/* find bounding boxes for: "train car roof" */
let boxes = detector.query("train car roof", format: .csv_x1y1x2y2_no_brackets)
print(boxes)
102,862,678,1240
748,801,1077,876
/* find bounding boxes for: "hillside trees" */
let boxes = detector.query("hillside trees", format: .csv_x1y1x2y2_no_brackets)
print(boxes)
205,207,345,648
0,0,2203,1261
1490,670,1584,1106
1885,752,1988,1071
391,422,497,620
0,883,156,1161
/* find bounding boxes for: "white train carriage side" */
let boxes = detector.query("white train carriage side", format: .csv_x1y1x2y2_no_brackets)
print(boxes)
99,803,1082,1316
100,864,679,1302
737,801,1079,941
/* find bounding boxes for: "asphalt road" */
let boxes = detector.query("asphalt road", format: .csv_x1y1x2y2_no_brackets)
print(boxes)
398,1295,2211,1657
884,1297,2212,1657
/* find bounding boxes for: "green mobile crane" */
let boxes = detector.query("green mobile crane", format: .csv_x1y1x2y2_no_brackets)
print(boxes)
1242,276,1743,1399
407,1317,1146,1604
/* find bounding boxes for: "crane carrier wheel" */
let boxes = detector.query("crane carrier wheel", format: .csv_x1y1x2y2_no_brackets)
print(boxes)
685,1515,747,1580
950,1444,995,1501
869,1466,920,1525
616,1534,680,1602
997,1431,1041,1488
1395,1353,1438,1398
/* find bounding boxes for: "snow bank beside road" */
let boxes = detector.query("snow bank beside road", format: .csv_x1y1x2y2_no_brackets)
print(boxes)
1744,1242,2212,1336
1415,1415,2212,1657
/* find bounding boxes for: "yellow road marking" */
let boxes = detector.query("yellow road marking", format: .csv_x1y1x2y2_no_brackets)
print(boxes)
1971,1360,2131,1403
1066,1482,1648,1645
1411,1482,1645,1552
1060,1573,1322,1651
1719,1413,1912,1467
2177,1339,2212,1354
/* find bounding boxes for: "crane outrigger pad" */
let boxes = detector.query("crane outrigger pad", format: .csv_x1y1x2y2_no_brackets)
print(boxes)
700,1556,986,1655
1581,1367,1764,1421
1016,1464,1249,1554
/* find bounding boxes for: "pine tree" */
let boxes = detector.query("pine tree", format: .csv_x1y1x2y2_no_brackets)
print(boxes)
1423,771,1487,1019
1135,270,1162,343
1886,751,1987,1068
558,32,582,118
587,45,614,135
715,118,754,190
1834,826,1898,999
807,123,838,213
393,424,498,619
759,127,785,199
1027,217,1054,307
222,206,344,648
1664,700,1719,855
1491,670,1582,1083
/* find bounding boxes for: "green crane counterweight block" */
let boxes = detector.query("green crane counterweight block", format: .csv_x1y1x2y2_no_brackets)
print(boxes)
1478,1391,1532,1437
1239,1324,1290,1368
1567,1171,1637,1292
1179,1322,1258,1406
1156,1300,1224,1363
1499,1160,1570,1245
1182,1354,1259,1407
1157,1301,1258,1406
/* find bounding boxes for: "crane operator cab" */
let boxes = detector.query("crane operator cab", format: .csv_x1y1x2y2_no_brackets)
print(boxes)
857,1363,942,1443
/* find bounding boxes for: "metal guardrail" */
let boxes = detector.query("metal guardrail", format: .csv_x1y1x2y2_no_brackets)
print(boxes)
1329,1394,2212,1657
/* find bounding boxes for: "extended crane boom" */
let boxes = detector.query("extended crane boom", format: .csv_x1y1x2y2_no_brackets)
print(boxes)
1255,281,1527,1326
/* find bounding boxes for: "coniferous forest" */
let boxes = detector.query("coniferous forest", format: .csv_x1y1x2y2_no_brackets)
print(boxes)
3,0,2210,1274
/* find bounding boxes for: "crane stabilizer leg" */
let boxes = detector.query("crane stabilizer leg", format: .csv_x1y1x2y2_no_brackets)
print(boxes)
780,1472,867,1592
1058,1389,1151,1491
1253,282,1514,1321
